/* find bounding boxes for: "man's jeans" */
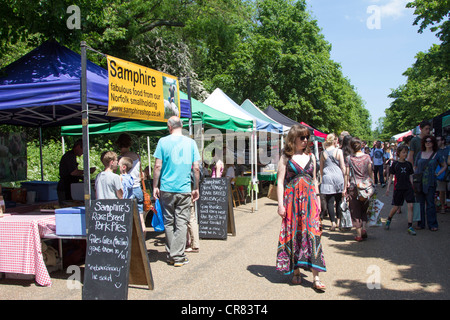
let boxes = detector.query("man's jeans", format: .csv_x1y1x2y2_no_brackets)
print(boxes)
373,165,384,185
159,191,192,262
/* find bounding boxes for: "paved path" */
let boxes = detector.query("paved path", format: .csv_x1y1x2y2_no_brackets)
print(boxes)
1,186,449,301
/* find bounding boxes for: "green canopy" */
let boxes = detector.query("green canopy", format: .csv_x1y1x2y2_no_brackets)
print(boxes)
61,91,253,136
181,91,253,132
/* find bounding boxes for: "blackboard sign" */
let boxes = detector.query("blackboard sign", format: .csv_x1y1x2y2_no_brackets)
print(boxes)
198,178,231,239
82,199,135,300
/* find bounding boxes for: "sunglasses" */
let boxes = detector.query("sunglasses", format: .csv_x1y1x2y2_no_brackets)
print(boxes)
425,140,433,143
299,135,310,141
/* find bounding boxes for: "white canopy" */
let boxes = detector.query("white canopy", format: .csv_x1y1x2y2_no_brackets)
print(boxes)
240,99,290,134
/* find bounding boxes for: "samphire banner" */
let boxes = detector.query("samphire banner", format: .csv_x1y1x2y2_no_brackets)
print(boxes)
106,55,180,122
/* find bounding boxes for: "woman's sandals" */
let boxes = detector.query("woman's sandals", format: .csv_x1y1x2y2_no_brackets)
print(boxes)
312,277,326,292
291,270,302,285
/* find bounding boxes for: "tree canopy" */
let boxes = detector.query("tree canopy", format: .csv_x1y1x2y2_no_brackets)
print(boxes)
1,0,372,139
382,0,449,139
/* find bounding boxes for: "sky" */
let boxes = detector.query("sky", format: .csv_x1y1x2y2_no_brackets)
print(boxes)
305,0,440,130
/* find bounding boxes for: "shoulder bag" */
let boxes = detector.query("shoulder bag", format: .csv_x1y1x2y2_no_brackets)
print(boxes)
139,159,152,212
349,156,374,202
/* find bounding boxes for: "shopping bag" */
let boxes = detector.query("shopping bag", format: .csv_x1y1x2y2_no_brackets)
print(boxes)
151,199,165,232
340,200,353,229
267,183,278,201
367,195,384,227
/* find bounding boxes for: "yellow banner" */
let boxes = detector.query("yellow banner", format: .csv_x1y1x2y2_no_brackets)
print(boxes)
106,55,180,122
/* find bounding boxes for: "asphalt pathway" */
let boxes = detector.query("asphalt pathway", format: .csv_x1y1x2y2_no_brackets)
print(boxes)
1,185,449,302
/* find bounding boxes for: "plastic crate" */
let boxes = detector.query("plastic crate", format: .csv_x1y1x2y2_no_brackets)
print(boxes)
55,207,86,236
21,181,58,202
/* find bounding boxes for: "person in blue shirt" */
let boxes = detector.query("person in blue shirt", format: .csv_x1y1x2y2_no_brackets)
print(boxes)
436,135,449,214
153,116,201,267
118,156,134,199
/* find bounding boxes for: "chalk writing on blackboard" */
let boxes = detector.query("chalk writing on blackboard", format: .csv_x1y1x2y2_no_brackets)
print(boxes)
82,199,134,300
198,178,229,239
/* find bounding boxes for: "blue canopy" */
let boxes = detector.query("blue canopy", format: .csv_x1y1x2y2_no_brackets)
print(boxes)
0,40,113,126
0,40,193,127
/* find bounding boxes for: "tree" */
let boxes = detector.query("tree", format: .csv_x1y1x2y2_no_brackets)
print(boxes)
383,1,449,138
202,0,371,138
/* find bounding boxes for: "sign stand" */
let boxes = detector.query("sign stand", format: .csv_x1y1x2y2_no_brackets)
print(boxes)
129,205,154,289
198,178,236,239
227,179,236,236
82,199,153,300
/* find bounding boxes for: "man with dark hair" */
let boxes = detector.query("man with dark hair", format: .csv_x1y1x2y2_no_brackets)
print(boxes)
153,116,201,267
408,120,431,165
57,139,95,204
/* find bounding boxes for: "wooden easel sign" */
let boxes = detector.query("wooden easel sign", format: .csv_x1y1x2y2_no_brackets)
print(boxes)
198,178,236,239
82,199,153,300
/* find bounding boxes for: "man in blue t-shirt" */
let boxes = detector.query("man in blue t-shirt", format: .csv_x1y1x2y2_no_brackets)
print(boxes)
153,116,201,267
371,140,385,187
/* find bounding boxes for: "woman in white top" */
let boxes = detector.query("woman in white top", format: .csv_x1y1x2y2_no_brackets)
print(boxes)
320,133,346,230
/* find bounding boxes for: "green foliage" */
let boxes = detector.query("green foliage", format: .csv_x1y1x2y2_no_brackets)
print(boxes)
383,0,449,139
1,0,373,143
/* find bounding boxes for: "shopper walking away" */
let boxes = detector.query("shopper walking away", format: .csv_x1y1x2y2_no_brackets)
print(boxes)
153,117,201,267
320,133,346,231
346,137,374,242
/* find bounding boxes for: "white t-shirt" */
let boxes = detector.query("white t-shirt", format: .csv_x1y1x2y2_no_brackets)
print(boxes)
95,171,122,199
226,166,235,183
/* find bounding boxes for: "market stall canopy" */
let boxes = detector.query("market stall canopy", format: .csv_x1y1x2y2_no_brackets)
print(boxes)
263,105,300,128
240,99,289,134
433,109,450,137
392,130,413,142
204,88,282,134
0,40,197,127
0,40,112,127
300,122,327,142
61,91,254,136
180,91,253,132
263,105,326,142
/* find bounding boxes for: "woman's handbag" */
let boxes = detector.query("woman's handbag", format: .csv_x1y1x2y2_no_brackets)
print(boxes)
139,160,152,213
267,183,278,201
142,179,152,212
356,179,375,202
436,165,446,181
349,158,374,202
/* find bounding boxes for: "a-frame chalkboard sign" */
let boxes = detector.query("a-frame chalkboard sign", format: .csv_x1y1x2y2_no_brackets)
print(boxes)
198,178,236,239
82,199,153,300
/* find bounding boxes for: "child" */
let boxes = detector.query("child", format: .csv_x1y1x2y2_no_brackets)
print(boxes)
385,145,416,235
95,151,123,199
118,156,134,199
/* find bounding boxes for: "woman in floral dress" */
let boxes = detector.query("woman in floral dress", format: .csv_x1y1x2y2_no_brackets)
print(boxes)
276,125,326,291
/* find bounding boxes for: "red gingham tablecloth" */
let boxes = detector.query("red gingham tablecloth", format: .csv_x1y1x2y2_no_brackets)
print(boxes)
0,214,56,286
